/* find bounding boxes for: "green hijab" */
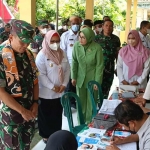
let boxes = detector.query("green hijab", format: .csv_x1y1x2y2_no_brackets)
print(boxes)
80,27,95,49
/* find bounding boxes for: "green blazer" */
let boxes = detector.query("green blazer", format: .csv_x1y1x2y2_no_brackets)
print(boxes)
71,41,104,88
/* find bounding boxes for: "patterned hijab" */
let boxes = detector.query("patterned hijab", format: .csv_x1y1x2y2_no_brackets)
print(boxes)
119,30,150,79
42,30,64,84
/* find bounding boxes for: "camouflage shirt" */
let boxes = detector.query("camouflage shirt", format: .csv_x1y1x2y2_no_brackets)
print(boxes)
30,33,44,53
0,31,10,44
58,28,68,37
0,46,38,125
95,33,121,71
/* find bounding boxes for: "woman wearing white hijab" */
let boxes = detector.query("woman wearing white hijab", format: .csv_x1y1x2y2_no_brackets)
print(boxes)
36,30,70,143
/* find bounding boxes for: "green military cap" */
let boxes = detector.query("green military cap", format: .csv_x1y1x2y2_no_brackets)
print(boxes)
11,19,35,44
37,20,49,26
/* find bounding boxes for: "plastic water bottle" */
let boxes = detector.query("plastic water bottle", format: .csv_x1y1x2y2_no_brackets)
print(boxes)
112,87,119,99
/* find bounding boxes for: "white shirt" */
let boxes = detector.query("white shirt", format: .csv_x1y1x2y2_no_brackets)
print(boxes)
35,51,70,99
60,29,79,65
117,54,150,89
143,79,150,100
139,31,150,50
137,116,150,150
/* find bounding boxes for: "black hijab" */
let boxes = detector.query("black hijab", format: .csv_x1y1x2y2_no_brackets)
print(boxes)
45,130,78,150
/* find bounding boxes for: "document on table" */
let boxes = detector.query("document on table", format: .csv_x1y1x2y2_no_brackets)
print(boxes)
99,99,122,115
117,142,137,150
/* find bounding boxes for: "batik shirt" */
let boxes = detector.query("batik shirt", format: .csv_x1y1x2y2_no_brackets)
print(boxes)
95,33,121,73
30,33,44,53
0,46,38,125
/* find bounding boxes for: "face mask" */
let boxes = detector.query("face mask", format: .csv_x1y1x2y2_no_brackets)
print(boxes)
147,29,150,35
41,28,50,34
63,25,68,30
71,25,79,32
49,43,60,51
97,27,102,33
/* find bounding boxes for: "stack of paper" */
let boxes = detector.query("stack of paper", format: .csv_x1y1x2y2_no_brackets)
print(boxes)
99,99,122,115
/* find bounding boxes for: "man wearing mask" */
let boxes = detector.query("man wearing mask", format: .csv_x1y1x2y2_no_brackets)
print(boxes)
30,20,50,58
60,16,80,109
58,19,69,36
139,21,150,50
93,20,103,35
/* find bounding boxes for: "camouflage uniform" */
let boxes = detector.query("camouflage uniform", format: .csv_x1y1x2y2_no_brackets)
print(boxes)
58,28,68,37
30,20,49,53
0,20,38,150
0,31,10,43
0,24,11,44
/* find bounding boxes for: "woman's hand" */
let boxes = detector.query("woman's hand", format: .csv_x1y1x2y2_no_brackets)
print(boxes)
122,80,129,85
59,85,66,93
72,79,76,86
131,81,139,85
93,84,98,90
106,145,120,150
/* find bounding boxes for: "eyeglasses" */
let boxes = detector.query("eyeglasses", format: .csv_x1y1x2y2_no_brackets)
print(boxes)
79,36,86,40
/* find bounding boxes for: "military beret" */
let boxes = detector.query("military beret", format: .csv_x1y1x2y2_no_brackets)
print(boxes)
11,19,35,44
94,20,104,26
37,20,49,26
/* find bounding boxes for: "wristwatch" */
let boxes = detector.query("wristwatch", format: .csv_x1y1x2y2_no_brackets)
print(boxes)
33,100,39,104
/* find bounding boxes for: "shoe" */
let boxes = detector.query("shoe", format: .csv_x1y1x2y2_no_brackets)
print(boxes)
43,139,48,144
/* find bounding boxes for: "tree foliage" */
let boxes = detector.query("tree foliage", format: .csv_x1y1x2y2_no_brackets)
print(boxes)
6,0,127,30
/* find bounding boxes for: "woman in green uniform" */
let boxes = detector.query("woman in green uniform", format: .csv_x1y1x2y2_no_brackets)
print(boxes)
71,27,104,124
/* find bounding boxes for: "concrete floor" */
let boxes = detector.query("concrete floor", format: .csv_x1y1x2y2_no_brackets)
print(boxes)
31,75,150,150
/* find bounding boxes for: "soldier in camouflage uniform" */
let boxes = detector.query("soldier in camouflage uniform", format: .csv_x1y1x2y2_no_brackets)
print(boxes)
0,19,39,150
0,23,11,44
30,20,50,58
95,20,121,99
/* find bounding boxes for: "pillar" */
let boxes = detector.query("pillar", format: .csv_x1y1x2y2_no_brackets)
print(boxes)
85,0,94,20
125,0,132,42
19,0,36,27
132,0,137,29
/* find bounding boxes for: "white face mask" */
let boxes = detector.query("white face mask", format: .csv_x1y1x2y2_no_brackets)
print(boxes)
49,43,60,51
97,27,102,33
62,25,68,30
41,28,50,34
147,29,150,35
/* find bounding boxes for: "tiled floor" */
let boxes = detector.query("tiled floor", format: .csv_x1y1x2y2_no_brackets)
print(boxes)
32,108,78,150
31,75,150,150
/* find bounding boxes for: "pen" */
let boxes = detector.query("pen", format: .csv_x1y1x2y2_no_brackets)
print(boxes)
111,130,115,141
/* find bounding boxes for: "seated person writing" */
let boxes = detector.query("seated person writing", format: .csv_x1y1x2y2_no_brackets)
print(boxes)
106,100,150,150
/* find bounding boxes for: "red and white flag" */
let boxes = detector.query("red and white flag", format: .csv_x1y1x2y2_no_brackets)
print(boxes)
0,0,14,23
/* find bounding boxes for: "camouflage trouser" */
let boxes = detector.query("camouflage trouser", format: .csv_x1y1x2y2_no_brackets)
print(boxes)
0,120,35,150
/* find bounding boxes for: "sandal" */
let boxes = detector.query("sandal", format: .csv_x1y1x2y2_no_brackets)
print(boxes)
43,138,48,144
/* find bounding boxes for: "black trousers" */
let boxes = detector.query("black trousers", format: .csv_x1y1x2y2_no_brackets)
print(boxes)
65,79,76,106
38,97,63,139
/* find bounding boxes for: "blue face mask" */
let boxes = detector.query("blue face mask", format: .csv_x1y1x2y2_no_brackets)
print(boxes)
71,24,79,32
